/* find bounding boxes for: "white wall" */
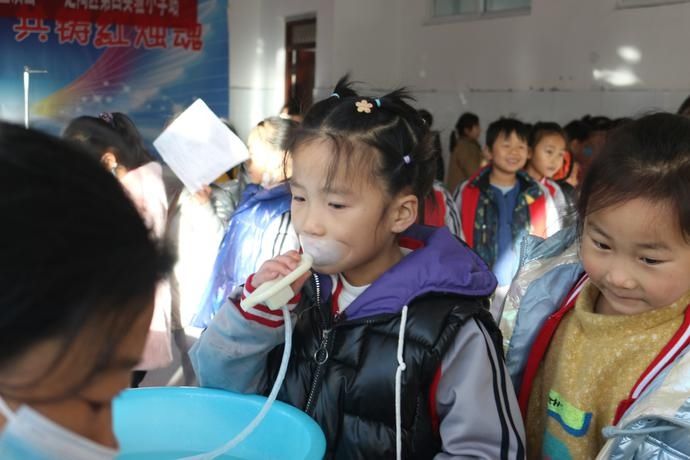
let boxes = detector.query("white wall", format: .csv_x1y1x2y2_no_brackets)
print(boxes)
229,0,690,159
228,0,335,139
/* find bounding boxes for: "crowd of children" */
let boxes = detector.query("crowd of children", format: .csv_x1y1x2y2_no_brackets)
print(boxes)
1,76,690,459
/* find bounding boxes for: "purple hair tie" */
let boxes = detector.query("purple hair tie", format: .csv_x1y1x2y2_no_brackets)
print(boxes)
99,112,114,125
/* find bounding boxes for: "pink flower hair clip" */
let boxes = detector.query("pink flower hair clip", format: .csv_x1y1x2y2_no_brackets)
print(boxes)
355,99,373,114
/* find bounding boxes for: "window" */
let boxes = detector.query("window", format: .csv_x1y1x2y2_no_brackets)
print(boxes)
618,0,690,7
433,0,480,16
432,0,530,19
485,0,531,12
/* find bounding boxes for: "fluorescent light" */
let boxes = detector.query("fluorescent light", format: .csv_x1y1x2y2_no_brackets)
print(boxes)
617,46,641,63
593,68,639,87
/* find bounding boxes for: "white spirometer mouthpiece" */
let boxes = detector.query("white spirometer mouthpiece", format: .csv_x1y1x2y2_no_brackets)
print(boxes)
299,235,346,267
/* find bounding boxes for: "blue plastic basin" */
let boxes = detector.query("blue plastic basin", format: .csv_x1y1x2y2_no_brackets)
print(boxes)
113,387,325,459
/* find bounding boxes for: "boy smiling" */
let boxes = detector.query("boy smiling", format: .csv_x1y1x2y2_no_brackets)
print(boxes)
455,118,550,318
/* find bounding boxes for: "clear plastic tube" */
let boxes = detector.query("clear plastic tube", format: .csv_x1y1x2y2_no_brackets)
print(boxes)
180,306,293,460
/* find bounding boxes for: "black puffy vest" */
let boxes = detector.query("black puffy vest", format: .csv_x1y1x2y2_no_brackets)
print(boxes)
265,276,502,459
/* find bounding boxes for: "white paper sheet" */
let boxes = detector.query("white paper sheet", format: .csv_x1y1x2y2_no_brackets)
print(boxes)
153,99,249,193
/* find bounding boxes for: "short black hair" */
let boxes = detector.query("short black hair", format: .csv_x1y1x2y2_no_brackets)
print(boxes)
578,112,690,240
582,115,612,132
485,118,530,150
529,122,567,149
610,117,633,129
0,122,174,396
564,119,591,143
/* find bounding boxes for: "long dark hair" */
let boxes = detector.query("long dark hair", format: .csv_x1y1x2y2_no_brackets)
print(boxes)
0,122,174,399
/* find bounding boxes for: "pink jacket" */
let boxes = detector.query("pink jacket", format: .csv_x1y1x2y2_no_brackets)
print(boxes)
120,162,173,370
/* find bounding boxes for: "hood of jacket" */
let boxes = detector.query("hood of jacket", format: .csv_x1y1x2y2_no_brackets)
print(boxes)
314,225,497,322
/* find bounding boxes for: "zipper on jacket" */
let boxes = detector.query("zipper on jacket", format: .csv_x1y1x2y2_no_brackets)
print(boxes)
304,274,334,415
302,277,405,415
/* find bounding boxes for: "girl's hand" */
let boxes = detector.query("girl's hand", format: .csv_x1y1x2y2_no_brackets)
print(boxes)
251,250,312,294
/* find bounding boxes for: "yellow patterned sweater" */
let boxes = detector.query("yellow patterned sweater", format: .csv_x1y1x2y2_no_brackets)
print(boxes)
526,281,690,460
